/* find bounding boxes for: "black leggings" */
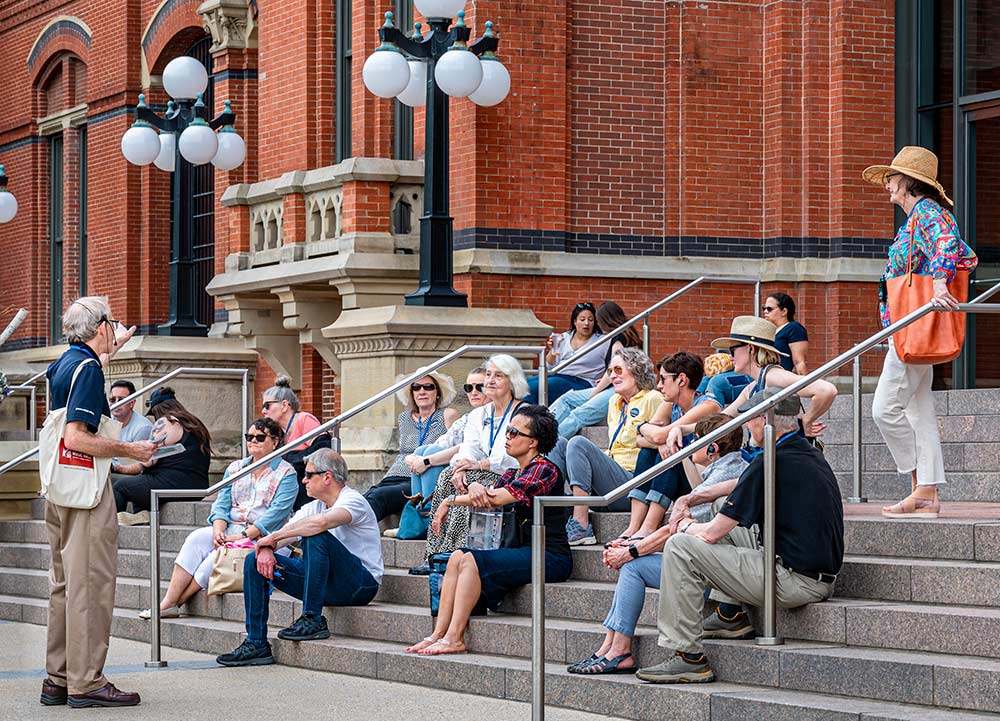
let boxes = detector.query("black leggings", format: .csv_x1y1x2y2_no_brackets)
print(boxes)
111,473,207,513
362,475,410,522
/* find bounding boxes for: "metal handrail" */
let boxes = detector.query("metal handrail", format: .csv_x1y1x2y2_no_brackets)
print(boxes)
0,367,251,476
5,370,48,440
144,342,547,667
529,295,1000,720
548,276,761,376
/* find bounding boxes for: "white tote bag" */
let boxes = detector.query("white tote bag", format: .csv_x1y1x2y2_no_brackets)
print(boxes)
38,358,121,509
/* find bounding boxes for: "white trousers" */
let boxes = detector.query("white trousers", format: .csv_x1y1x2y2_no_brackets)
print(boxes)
175,526,218,589
871,343,946,487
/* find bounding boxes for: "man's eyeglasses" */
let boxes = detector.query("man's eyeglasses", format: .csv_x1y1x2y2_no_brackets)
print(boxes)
303,469,326,479
109,396,131,404
244,433,274,443
505,426,534,440
463,383,485,393
411,383,437,392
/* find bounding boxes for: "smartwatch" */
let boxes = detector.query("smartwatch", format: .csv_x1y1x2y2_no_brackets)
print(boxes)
423,457,432,467
628,545,640,559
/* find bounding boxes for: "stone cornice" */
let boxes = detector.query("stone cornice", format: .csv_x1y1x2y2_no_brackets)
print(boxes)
36,104,88,135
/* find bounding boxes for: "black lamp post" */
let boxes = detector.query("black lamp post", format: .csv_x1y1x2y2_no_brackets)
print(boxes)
364,7,511,308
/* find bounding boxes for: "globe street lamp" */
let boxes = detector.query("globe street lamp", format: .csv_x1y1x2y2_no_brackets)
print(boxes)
0,166,18,224
121,56,246,335
363,4,511,307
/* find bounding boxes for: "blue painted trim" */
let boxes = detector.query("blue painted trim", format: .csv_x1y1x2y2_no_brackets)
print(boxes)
213,69,259,82
0,136,44,155
143,0,201,52
28,20,92,69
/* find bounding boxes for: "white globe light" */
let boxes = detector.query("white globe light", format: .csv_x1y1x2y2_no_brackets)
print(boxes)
434,46,483,98
363,48,410,98
121,123,161,165
397,61,427,107
153,133,176,172
212,130,246,171
414,0,466,18
0,193,17,224
162,56,209,100
469,56,511,107
178,123,219,165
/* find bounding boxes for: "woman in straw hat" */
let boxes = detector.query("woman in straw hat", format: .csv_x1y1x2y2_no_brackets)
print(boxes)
862,146,977,519
666,316,838,453
362,368,458,522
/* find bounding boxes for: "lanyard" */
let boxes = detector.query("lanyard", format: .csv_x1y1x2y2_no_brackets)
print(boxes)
608,401,630,449
416,412,434,447
284,412,297,438
488,399,516,454
740,430,799,463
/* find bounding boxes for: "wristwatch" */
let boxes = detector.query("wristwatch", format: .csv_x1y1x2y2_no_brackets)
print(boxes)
445,494,457,504
423,457,431,467
241,529,249,538
628,545,640,559
680,520,696,535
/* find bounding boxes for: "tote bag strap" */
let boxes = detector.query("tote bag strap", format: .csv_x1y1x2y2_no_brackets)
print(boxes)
61,357,99,421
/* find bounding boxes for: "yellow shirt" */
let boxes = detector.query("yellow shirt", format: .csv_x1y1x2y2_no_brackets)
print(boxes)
605,388,664,471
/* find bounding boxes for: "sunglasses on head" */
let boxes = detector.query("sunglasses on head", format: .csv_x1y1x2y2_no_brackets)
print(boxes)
411,383,437,392
505,426,534,439
244,432,274,443
575,302,595,311
463,383,485,393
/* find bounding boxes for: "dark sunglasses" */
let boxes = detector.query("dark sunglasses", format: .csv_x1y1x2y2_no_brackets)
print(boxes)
730,343,749,351
761,306,776,313
505,426,534,440
109,395,132,404
411,383,437,392
244,433,274,443
303,469,326,478
463,383,485,393
261,400,281,410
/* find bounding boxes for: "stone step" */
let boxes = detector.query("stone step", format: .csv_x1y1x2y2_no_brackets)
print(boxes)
26,496,216,525
822,412,1000,446
835,471,1000,503
2,593,996,721
827,387,1000,420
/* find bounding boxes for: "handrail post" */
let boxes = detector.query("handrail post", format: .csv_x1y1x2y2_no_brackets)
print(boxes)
530,498,546,721
45,378,50,414
848,355,867,503
756,410,783,646
754,280,762,316
146,490,167,667
29,385,37,439
641,317,650,356
538,349,548,406
241,370,249,457
331,424,341,453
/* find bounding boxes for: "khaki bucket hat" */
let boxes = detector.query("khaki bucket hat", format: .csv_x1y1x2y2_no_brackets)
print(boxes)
711,316,789,357
862,146,953,207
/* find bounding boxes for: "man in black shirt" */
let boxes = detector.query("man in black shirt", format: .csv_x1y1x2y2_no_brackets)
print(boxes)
637,387,843,684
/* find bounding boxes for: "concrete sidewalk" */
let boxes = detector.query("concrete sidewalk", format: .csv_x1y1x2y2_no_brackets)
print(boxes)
0,621,629,721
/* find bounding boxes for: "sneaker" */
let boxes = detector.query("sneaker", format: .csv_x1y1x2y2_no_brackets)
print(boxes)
566,517,597,546
216,640,274,667
138,606,181,620
636,652,715,684
703,608,754,639
117,510,150,526
383,528,399,538
277,614,330,641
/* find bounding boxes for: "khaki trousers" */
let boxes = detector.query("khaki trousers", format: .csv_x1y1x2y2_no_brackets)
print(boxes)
44,480,118,694
657,522,833,654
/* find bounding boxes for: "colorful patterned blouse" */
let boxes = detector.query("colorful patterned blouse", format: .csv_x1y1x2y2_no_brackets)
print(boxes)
878,198,977,328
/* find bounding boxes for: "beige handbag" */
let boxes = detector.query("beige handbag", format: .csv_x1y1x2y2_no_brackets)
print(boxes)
207,544,255,596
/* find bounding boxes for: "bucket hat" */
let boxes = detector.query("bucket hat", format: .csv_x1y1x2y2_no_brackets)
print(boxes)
711,316,788,357
862,146,953,207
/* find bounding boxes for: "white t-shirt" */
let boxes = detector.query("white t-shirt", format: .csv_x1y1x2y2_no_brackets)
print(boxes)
113,411,154,465
288,486,384,584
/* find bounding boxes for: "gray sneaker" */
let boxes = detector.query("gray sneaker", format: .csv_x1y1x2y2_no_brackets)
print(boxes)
566,518,596,546
703,608,754,639
636,653,715,684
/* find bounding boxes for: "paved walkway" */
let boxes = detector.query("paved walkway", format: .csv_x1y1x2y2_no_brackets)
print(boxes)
844,500,1000,519
0,621,626,721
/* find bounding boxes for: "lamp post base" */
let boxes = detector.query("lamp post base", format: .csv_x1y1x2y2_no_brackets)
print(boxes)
157,319,209,337
404,287,469,307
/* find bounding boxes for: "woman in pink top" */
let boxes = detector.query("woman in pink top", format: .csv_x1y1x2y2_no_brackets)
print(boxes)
262,375,328,509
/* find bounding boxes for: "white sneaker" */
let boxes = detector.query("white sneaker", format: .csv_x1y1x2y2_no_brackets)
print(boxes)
138,606,181,620
117,511,150,526
383,528,399,538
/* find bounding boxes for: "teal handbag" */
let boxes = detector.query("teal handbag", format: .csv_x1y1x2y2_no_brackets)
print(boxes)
398,496,433,540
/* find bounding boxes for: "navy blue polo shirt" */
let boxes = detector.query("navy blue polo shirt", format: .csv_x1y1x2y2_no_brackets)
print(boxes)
47,344,110,432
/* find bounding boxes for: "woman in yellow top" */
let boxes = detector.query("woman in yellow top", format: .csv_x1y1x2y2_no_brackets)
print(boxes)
559,347,663,546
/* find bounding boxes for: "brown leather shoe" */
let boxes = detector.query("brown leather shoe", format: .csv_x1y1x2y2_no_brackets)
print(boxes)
40,678,67,706
67,682,140,708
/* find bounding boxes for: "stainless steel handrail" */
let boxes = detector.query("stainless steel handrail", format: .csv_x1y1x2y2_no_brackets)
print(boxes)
529,294,1000,720
548,276,761,377
5,370,48,440
144,343,547,667
0,367,251,476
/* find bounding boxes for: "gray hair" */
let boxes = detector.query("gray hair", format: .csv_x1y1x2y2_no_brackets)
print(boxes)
263,375,301,411
773,414,801,435
305,448,349,484
486,354,530,400
62,296,111,344
611,347,657,391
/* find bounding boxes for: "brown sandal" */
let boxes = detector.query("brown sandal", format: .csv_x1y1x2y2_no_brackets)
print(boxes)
882,494,940,519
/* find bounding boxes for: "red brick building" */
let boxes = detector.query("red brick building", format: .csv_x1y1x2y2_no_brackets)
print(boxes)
1,0,997,416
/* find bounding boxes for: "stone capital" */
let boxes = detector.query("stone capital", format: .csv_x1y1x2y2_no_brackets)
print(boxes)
198,0,257,52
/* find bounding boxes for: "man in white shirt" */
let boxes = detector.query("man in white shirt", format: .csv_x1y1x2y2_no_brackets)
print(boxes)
108,380,152,473
217,448,383,666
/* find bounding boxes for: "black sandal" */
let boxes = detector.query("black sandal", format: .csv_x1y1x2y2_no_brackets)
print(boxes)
578,653,636,675
566,653,599,673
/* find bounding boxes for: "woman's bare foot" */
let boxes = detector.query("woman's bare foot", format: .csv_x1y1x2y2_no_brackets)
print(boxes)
417,638,467,656
405,636,439,653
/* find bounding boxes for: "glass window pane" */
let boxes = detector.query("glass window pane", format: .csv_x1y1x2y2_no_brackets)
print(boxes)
964,0,1000,96
971,113,1000,386
916,106,955,193
918,0,954,106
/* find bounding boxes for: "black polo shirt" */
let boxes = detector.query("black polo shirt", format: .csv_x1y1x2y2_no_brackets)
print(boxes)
719,434,844,576
47,343,110,433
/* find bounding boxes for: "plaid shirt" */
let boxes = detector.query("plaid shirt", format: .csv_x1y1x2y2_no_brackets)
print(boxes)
498,456,560,506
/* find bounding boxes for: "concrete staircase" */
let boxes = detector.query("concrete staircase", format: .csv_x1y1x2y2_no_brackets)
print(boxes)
2,388,1000,719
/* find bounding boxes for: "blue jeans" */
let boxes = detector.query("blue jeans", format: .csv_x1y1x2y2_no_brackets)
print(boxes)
628,447,688,507
551,387,614,438
525,374,593,405
603,553,662,637
243,532,379,645
410,444,448,498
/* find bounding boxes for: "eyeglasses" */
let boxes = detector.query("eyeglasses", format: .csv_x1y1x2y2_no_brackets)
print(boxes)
303,470,325,479
660,372,678,381
109,396,131,404
608,366,626,376
244,433,274,443
463,383,485,393
761,306,776,313
261,400,281,410
411,383,437,392
505,426,534,440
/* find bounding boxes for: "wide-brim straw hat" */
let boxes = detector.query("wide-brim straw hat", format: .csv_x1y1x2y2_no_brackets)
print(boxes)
711,316,789,357
396,367,457,409
862,146,953,207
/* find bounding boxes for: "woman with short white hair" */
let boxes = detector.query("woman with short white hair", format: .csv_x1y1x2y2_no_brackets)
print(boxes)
409,354,529,575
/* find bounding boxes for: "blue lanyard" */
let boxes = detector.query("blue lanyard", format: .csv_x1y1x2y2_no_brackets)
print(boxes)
416,412,434,447
608,401,630,449
488,399,516,454
284,412,297,438
741,430,799,463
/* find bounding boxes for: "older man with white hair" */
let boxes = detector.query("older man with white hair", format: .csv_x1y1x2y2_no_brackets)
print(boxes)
41,296,156,708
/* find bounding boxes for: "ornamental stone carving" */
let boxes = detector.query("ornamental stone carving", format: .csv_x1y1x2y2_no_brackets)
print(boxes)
198,0,257,52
